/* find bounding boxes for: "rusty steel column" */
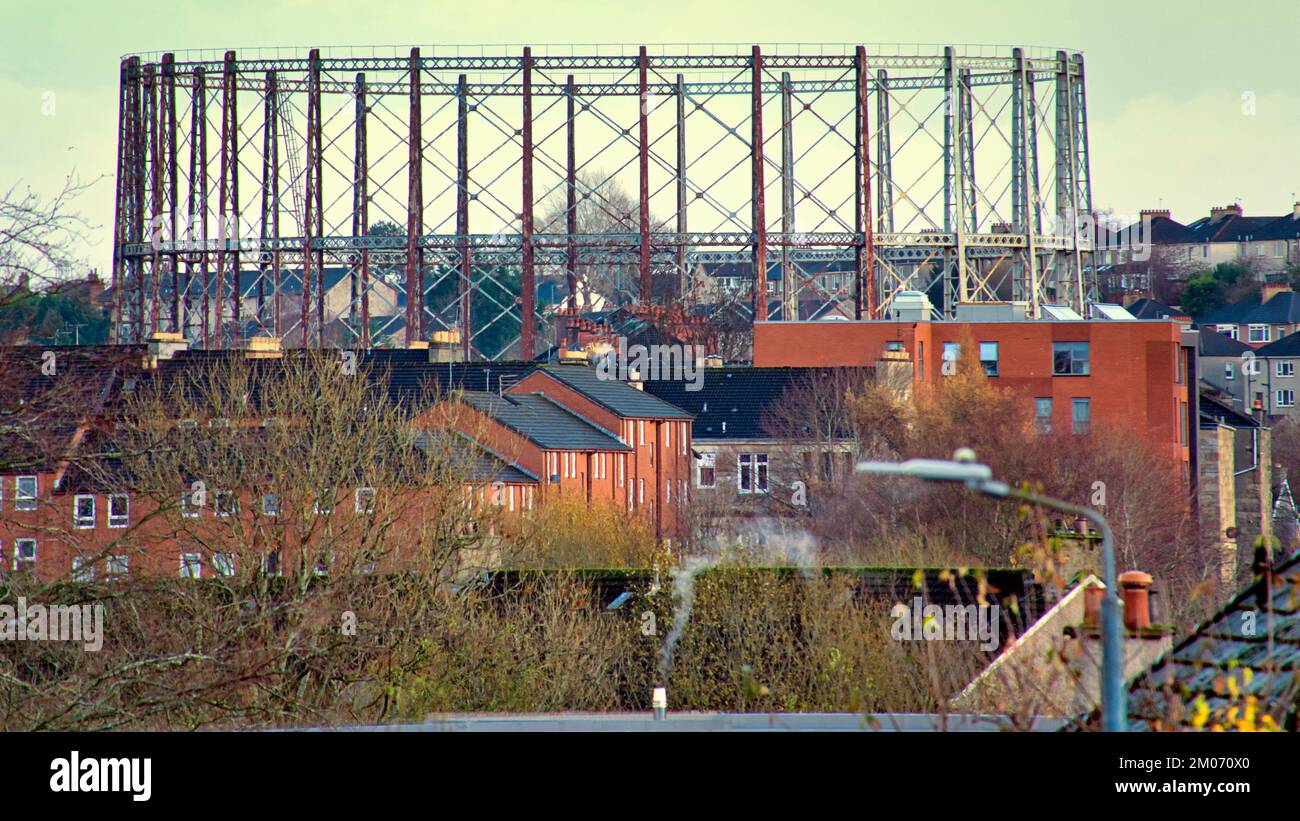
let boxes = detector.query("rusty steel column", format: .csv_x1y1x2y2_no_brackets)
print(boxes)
565,74,577,312
162,54,179,333
855,45,875,319
457,73,471,357
260,70,278,333
224,51,241,342
310,52,324,343
675,73,687,301
191,66,209,347
355,72,370,349
130,59,145,343
405,47,423,346
750,45,767,322
780,71,794,321
145,62,162,335
303,50,324,346
875,68,894,235
638,46,652,306
520,46,536,359
110,59,132,343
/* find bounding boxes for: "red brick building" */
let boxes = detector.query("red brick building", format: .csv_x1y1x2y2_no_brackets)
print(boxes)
753,319,1197,476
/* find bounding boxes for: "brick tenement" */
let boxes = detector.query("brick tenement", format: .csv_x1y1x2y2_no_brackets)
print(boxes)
753,320,1194,474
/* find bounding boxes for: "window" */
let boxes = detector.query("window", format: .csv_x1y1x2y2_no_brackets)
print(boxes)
15,476,37,511
73,494,95,528
15,538,37,572
819,451,835,482
942,342,960,374
1275,242,1285,258
1216,324,1239,340
355,487,376,514
314,490,335,515
1247,325,1270,343
108,494,129,528
979,342,999,377
617,454,625,486
1225,361,1235,380
72,556,94,582
665,480,671,505
106,555,129,578
681,422,688,455
638,478,645,506
211,553,235,577
665,423,671,450
738,452,769,494
1276,389,1295,408
1053,342,1090,376
180,553,202,579
1034,398,1052,434
1072,398,1091,434
638,421,645,446
1277,361,1295,378
262,493,279,516
263,550,282,577
181,487,201,517
214,491,237,517
696,452,716,488
1179,401,1188,446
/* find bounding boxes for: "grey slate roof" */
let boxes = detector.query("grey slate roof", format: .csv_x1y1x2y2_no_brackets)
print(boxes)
1253,330,1300,358
1241,291,1300,326
1198,295,1263,326
535,363,693,420
461,390,630,451
641,365,867,440
1198,328,1253,358
1122,548,1300,731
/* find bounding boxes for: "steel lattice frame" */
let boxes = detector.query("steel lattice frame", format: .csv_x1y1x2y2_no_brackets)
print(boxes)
111,44,1095,355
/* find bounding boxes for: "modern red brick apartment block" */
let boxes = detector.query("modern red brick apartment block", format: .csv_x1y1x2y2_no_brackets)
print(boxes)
0,343,692,582
753,316,1197,478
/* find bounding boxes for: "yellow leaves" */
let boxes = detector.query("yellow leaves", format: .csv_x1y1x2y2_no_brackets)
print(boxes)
1190,696,1210,729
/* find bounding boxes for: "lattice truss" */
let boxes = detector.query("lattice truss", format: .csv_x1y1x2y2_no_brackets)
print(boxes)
111,44,1095,355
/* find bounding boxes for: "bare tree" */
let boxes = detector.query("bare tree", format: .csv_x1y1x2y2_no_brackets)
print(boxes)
0,175,99,310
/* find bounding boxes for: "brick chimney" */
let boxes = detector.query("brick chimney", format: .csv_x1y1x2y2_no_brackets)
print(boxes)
1119,571,1154,631
1210,204,1243,223
1140,208,1170,221
1292,202,1300,220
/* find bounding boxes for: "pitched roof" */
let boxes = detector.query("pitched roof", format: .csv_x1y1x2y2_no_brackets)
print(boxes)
1197,294,1263,326
641,365,869,440
1198,328,1253,358
1198,391,1258,429
1126,298,1187,321
1121,548,1300,731
460,391,630,451
1253,330,1300,358
535,363,693,420
1241,291,1300,326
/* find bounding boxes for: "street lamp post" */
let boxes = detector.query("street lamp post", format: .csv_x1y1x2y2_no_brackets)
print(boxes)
856,453,1127,732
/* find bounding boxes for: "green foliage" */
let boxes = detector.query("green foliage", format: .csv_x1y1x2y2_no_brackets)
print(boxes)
0,287,109,344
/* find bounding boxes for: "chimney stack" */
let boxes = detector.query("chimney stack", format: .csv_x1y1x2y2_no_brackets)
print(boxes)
1210,204,1243,223
1119,571,1154,631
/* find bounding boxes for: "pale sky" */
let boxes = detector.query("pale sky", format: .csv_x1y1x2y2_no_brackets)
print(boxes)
3,0,1298,275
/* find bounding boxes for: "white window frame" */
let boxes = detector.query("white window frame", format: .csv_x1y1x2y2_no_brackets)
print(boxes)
214,490,237,517
262,493,279,516
1277,361,1295,378
1072,398,1092,434
1225,361,1235,380
73,494,96,529
1276,389,1296,408
180,553,202,579
108,493,129,528
14,538,37,572
1248,324,1270,343
738,452,770,494
696,452,717,489
314,490,335,515
355,486,376,514
211,553,236,577
72,556,94,582
106,554,129,578
15,475,37,511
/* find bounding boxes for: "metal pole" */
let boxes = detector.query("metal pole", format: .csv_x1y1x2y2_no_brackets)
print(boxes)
675,73,688,302
856,45,875,319
565,74,577,312
405,47,423,346
520,46,536,358
638,46,652,307
458,72,471,358
780,71,795,321
979,480,1126,732
750,45,767,322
